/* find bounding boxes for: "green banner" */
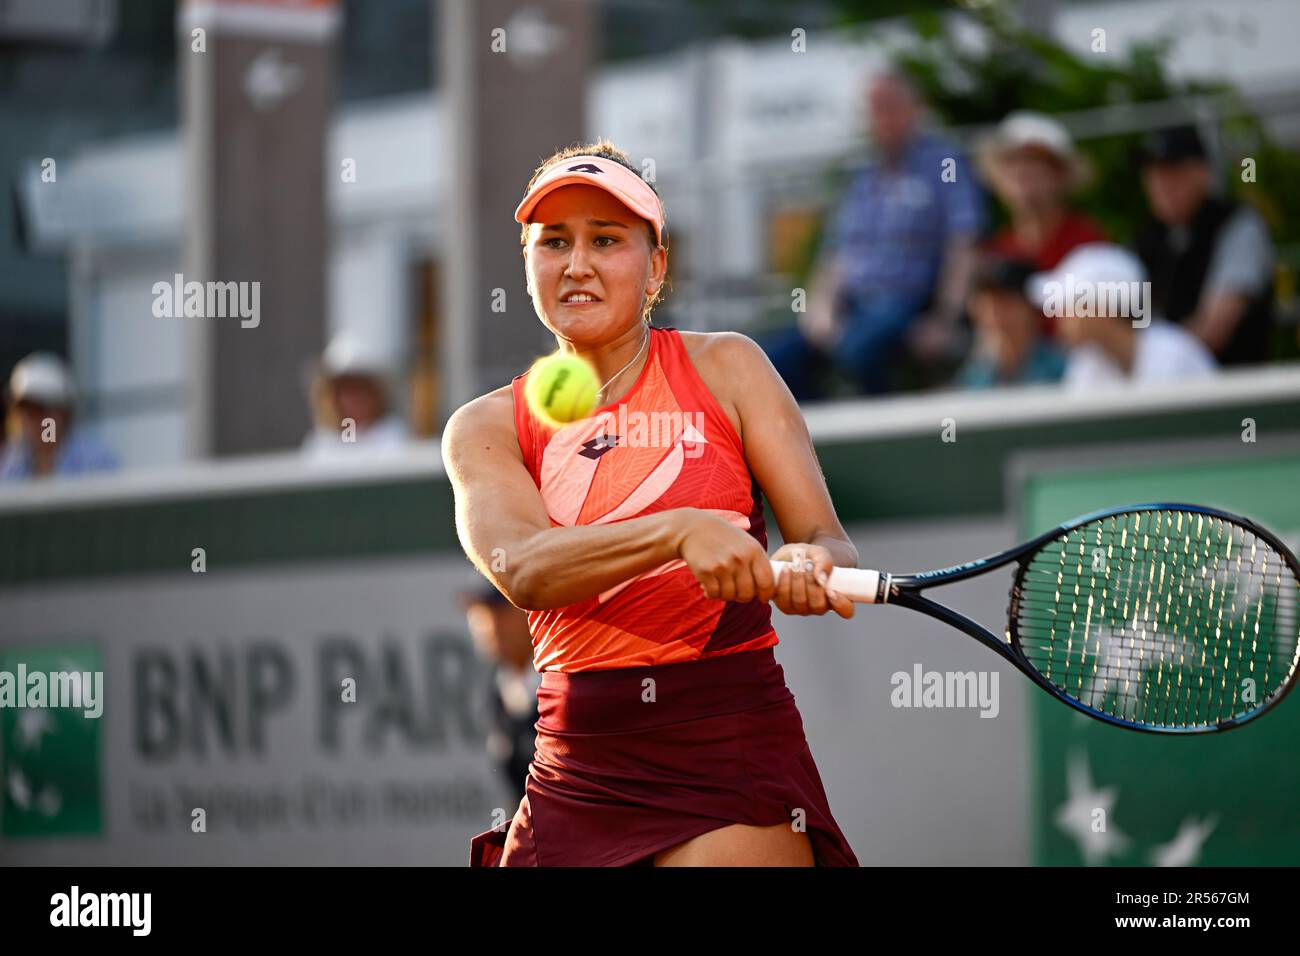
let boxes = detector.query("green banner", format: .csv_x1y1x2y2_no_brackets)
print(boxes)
0,644,103,838
1019,443,1300,866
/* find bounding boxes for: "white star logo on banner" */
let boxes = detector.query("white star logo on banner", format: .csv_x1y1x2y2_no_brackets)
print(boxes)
1150,815,1218,867
15,708,52,753
1053,747,1130,865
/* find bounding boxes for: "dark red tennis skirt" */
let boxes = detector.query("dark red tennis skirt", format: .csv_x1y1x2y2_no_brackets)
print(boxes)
469,646,858,867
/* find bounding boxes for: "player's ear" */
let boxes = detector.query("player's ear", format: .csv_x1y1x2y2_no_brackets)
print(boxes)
645,247,667,296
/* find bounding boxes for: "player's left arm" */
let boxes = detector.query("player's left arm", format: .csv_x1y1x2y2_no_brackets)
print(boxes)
707,331,857,617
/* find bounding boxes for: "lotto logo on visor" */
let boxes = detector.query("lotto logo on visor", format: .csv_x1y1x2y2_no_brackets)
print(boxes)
514,155,665,247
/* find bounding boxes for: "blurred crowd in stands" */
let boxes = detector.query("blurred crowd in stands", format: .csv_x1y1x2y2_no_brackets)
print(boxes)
0,333,409,482
761,71,1279,399
0,71,1289,483
0,68,1287,800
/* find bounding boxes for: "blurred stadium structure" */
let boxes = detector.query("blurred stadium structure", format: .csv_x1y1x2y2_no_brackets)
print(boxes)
2,0,1300,865
4,375,1299,864
6,0,1300,459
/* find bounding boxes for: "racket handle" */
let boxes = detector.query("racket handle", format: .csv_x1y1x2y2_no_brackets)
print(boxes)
769,560,890,605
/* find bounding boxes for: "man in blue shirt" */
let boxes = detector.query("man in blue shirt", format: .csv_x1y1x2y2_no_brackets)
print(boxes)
1,352,119,481
764,72,985,398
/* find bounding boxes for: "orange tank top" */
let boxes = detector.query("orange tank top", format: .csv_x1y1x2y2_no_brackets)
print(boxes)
510,326,778,672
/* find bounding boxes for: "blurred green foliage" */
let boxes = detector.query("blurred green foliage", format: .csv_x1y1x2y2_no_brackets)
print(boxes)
773,2,1300,358
890,3,1300,249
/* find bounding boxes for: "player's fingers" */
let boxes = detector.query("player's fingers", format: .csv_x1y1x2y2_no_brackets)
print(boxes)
772,557,791,610
788,548,809,610
808,555,838,614
752,553,776,604
799,555,832,614
733,562,756,604
698,571,720,601
716,569,737,603
829,589,856,619
805,566,830,615
811,555,836,594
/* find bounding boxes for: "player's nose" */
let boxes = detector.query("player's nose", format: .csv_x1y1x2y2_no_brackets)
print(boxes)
564,244,596,277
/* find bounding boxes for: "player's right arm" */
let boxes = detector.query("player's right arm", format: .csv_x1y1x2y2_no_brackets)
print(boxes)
442,393,772,611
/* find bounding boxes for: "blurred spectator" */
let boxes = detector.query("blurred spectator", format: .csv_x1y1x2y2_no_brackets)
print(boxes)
1135,125,1276,366
956,254,1066,389
1,352,118,482
301,333,409,461
1027,244,1216,388
460,583,539,803
976,111,1107,271
762,71,984,399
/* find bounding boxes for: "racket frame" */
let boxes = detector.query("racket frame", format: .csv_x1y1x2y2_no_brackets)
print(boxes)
867,503,1299,734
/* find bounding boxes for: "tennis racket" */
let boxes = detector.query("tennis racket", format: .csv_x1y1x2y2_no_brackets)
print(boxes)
769,503,1300,734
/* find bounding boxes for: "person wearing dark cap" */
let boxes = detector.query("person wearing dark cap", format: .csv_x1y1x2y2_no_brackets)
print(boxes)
1135,125,1275,366
460,582,539,803
955,253,1066,389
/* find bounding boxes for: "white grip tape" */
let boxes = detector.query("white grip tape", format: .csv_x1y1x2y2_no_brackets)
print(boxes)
769,560,888,604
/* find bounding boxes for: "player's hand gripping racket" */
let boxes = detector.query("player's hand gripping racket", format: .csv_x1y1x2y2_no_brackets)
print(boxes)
770,504,1300,734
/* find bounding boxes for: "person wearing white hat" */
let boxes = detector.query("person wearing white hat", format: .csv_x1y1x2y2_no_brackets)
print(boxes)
299,333,409,461
1,352,118,481
977,111,1107,273
1025,243,1217,388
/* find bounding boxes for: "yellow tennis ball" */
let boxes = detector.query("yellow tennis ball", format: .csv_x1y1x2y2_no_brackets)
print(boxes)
525,352,600,426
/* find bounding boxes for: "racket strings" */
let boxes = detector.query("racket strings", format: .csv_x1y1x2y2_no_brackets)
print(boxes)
1013,509,1300,730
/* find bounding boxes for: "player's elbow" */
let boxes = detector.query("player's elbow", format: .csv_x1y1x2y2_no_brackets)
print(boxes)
499,573,536,611
494,548,546,611
470,570,530,612
504,567,564,612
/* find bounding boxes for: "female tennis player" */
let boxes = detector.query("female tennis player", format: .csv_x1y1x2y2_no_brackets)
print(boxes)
443,140,861,867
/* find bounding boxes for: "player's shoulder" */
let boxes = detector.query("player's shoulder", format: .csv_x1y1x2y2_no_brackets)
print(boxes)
674,328,768,371
441,384,517,459
673,330,775,438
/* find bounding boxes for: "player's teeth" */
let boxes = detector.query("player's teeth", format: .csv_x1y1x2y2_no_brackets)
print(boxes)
568,294,595,302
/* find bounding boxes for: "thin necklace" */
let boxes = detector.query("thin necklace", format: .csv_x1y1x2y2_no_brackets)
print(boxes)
594,324,650,403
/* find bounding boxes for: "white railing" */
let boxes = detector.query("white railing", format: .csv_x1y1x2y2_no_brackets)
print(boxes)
2,361,1297,512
